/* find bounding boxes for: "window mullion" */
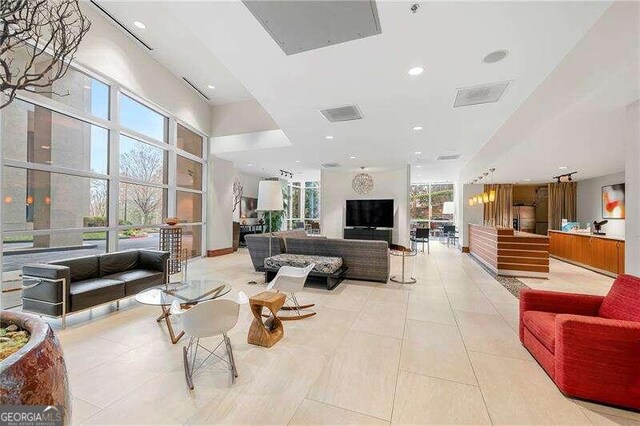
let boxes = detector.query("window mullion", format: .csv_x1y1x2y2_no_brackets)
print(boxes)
108,84,120,253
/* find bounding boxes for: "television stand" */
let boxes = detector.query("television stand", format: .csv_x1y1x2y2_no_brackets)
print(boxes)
344,228,392,245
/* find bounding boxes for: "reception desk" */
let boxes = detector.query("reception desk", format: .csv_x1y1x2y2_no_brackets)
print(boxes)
469,224,550,278
548,230,624,277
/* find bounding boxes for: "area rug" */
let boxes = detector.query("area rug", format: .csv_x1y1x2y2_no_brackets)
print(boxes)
468,255,529,298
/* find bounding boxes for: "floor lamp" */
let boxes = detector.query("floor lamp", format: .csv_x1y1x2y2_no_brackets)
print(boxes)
257,180,284,259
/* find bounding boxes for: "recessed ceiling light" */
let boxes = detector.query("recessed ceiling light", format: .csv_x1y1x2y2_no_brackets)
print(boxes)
413,126,423,131
325,136,334,140
524,178,531,182
483,50,509,64
408,66,424,76
133,21,146,29
416,165,422,168
207,84,215,89
558,166,568,170
414,151,422,155
295,160,300,163
247,163,253,167
350,156,356,159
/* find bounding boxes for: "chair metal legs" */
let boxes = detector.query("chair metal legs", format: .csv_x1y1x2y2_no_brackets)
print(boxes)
182,334,238,389
278,293,316,320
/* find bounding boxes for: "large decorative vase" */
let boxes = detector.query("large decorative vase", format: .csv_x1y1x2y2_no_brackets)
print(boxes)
0,311,70,421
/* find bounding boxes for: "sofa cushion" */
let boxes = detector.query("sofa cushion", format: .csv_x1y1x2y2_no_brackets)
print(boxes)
265,254,343,274
99,250,139,276
274,229,308,251
522,311,557,353
599,274,640,322
51,256,99,283
104,270,164,296
69,278,125,311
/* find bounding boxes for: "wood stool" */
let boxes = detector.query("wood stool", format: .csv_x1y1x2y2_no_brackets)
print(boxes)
247,291,285,348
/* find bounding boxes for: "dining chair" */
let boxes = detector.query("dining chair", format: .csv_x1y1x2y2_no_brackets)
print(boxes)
265,263,316,320
170,292,247,389
412,227,430,254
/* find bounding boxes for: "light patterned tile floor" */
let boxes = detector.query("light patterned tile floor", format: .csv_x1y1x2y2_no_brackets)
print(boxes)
32,243,637,425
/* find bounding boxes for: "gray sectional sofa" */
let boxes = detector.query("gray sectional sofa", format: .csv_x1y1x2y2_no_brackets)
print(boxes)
245,230,389,283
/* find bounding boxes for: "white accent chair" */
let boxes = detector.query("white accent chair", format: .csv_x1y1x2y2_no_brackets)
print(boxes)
265,263,316,320
170,292,247,389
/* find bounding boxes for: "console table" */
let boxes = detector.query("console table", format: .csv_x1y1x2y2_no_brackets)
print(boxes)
344,228,392,245
240,224,265,246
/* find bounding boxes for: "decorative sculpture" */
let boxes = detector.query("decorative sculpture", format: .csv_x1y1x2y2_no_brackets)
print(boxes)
1,0,91,109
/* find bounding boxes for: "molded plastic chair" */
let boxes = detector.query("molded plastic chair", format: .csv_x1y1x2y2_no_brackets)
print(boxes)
170,292,247,389
265,263,316,320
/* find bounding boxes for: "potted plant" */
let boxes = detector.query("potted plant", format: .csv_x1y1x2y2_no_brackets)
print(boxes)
232,177,243,251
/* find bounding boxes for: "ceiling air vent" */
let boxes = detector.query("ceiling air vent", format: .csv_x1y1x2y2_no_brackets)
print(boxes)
437,154,461,161
319,105,363,123
453,81,510,108
321,163,342,168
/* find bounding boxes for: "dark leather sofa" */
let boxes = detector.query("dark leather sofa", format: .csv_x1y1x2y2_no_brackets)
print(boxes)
22,250,169,319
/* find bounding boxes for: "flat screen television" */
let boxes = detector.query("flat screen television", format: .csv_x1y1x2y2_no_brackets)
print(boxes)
346,199,394,228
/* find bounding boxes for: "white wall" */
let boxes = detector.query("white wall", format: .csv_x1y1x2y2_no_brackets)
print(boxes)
76,4,211,134
320,167,410,246
207,157,235,251
624,101,639,276
459,184,484,249
232,172,263,225
577,171,626,237
210,100,278,137
207,157,266,251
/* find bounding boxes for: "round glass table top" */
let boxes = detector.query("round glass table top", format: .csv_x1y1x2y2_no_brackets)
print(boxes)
135,280,231,306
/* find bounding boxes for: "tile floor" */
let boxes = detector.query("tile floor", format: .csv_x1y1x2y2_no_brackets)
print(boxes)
33,243,640,425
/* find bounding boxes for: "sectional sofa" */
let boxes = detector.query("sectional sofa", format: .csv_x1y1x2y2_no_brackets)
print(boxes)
245,230,389,283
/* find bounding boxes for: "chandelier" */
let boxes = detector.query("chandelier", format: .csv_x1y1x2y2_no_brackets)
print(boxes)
352,167,374,195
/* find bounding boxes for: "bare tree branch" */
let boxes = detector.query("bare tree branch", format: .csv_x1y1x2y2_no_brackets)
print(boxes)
1,0,90,109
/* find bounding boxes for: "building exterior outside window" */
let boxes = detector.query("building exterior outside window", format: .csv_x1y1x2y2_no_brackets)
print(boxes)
410,182,455,231
286,181,321,229
0,60,207,299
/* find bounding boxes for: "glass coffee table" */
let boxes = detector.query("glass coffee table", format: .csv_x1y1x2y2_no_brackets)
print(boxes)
135,280,231,344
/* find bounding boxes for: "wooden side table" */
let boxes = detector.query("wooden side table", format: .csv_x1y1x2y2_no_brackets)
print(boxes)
247,291,285,348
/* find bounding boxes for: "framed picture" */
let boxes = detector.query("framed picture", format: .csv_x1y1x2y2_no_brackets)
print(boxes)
602,184,625,219
240,197,258,219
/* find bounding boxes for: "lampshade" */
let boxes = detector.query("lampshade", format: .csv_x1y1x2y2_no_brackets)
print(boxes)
489,189,496,202
443,201,455,215
468,198,474,206
257,180,283,211
482,192,489,203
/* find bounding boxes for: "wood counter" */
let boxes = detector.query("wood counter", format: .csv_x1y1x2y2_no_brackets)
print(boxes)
469,224,549,278
548,230,624,277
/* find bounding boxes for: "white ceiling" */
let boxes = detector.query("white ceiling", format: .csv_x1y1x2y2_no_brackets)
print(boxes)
460,0,639,185
97,1,621,183
93,1,254,105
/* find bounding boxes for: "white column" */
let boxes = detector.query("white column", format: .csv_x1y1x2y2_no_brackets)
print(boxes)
460,184,484,250
625,101,639,275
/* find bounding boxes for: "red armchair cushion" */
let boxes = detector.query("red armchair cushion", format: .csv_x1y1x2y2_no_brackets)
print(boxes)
599,274,640,321
522,311,557,353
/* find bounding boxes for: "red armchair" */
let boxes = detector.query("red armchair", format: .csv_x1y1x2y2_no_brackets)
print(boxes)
519,274,640,410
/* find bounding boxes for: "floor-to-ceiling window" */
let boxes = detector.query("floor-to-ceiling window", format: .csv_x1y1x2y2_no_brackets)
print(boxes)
286,180,321,229
410,182,455,231
1,59,207,299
